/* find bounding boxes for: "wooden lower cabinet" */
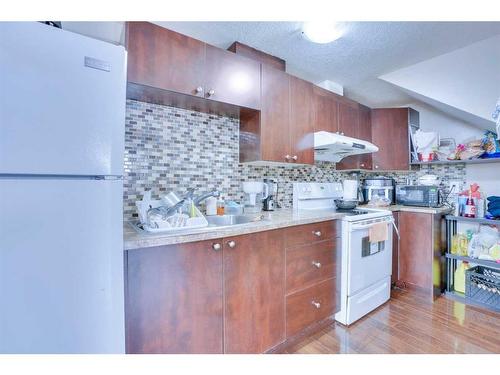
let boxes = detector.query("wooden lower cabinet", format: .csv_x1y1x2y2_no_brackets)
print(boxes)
223,230,285,353
391,211,399,285
125,240,223,354
125,221,340,353
286,278,337,337
396,211,444,299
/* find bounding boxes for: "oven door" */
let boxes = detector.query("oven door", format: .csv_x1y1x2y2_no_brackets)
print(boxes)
348,219,393,296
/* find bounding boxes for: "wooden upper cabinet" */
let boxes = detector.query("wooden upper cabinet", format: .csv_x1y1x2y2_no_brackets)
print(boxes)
357,105,373,170
260,64,290,162
126,240,223,354
126,22,206,98
338,102,359,138
204,45,261,110
223,230,285,353
371,108,410,171
313,86,339,134
289,76,315,165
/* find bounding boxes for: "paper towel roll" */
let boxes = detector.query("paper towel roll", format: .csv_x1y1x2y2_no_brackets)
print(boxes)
343,180,358,200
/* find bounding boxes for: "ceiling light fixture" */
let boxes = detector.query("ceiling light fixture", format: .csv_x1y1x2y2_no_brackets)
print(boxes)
302,21,343,44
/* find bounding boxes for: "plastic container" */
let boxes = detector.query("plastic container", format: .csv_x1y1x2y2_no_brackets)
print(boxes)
465,266,500,309
454,262,469,294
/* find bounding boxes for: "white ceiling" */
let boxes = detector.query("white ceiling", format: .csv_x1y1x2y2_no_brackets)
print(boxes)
154,21,500,107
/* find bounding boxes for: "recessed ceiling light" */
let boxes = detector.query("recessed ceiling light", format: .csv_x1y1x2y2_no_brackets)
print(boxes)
302,21,343,44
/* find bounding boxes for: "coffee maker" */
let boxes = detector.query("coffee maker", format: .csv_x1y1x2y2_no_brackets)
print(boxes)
262,179,277,211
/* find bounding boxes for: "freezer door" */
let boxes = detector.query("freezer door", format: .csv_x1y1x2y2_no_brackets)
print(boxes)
0,178,124,353
0,22,126,176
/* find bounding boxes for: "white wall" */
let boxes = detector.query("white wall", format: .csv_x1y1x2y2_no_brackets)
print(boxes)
409,102,483,142
381,35,500,126
466,164,500,199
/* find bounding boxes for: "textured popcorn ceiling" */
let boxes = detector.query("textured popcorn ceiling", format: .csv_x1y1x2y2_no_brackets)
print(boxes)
154,21,500,107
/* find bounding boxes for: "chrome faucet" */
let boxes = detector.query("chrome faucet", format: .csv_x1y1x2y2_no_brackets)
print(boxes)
193,190,220,206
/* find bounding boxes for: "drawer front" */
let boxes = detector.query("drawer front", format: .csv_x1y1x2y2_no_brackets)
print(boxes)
286,240,336,294
284,221,336,248
286,278,337,337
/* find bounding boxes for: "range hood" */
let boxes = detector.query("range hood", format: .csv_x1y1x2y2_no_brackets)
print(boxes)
314,131,379,163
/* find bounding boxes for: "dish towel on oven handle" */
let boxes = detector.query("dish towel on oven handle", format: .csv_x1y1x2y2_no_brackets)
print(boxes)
369,222,388,243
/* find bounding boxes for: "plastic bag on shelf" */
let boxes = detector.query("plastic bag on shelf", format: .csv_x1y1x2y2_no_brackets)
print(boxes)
468,225,499,258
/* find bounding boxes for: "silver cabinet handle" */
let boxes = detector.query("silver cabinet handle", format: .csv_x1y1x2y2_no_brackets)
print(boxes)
195,86,203,94
227,240,236,249
292,155,298,161
360,163,365,167
285,155,291,161
207,89,215,97
212,243,221,251
375,165,379,169
313,230,322,237
312,261,321,268
311,301,321,309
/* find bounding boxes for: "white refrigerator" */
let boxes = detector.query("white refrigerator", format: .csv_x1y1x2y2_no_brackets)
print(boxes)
0,22,126,353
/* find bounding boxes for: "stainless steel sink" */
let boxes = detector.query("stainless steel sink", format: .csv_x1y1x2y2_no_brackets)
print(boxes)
206,214,265,227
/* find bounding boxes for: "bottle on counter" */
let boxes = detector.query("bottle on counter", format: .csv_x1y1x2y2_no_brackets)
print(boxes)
217,199,225,216
464,189,476,218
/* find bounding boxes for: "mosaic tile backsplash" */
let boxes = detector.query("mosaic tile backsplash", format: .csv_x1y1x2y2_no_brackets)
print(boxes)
123,100,466,220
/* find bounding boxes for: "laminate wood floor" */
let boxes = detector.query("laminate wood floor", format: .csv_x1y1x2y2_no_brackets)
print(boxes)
281,289,500,354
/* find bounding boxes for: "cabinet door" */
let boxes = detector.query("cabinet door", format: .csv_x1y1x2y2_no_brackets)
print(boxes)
338,102,359,138
126,22,206,97
371,108,409,171
126,240,223,354
391,211,399,284
260,65,291,162
336,105,368,170
313,87,339,134
204,45,261,110
398,212,432,291
223,230,285,353
358,105,373,170
289,76,315,165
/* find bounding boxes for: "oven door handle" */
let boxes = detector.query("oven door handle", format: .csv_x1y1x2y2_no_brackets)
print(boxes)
350,219,392,231
391,220,400,239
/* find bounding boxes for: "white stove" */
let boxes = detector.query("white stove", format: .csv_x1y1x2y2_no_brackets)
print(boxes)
293,182,395,326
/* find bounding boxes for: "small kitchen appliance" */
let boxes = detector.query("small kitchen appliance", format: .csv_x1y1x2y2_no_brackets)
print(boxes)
242,181,268,213
292,182,396,326
362,176,395,204
262,178,276,211
396,185,441,208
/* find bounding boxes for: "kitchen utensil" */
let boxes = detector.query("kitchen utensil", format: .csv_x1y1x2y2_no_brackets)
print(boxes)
334,199,358,210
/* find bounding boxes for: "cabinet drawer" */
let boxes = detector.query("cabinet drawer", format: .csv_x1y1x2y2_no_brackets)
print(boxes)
286,240,336,294
284,221,336,248
286,278,337,337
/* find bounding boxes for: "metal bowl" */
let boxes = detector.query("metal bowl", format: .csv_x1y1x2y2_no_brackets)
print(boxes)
334,199,358,210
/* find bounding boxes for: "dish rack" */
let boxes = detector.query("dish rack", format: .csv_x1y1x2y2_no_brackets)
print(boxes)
135,199,208,233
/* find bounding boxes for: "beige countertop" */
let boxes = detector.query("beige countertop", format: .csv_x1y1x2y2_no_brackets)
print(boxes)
124,205,453,250
359,204,453,215
124,209,347,250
